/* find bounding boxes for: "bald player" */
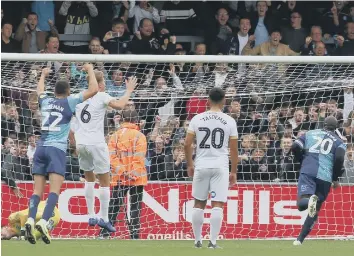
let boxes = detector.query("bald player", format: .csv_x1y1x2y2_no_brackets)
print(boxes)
1,201,60,243
291,116,346,245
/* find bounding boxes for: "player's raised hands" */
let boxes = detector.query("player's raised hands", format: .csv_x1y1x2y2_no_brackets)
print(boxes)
41,67,51,78
82,63,94,72
125,76,138,92
305,36,312,47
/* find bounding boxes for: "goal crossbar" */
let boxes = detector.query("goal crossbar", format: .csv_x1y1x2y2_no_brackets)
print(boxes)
2,53,353,64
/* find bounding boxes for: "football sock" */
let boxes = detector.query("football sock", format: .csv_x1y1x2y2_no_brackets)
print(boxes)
210,207,223,245
28,194,40,220
298,214,318,243
99,186,110,222
192,208,204,243
85,182,96,218
42,193,59,221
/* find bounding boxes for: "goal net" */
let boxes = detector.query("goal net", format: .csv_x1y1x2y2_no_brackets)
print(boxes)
1,53,353,240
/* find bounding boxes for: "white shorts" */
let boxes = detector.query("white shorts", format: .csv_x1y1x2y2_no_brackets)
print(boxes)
77,143,110,174
192,168,229,203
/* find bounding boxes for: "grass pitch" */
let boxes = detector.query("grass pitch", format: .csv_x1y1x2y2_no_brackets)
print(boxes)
2,239,353,256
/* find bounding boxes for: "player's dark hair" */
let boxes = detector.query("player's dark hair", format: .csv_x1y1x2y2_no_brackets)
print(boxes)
54,80,70,96
27,12,38,18
209,88,225,104
112,17,125,26
324,116,338,131
122,110,139,124
45,33,59,44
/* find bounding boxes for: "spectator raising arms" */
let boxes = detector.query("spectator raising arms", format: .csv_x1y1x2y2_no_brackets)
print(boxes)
15,12,58,53
59,1,98,53
128,0,161,33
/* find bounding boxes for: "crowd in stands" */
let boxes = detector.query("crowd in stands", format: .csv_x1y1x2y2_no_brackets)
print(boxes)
1,1,354,188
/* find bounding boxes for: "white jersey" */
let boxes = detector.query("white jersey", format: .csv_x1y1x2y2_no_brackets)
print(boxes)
188,111,238,170
74,92,113,145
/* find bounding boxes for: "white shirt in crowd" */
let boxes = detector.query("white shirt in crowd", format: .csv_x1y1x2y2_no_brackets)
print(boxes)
188,111,238,170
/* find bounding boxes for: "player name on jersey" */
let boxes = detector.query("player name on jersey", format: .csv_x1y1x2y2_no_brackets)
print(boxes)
201,114,228,125
42,104,64,112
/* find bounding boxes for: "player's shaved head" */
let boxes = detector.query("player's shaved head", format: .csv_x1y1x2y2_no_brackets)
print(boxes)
324,116,338,131
122,110,139,124
54,80,70,96
209,88,225,104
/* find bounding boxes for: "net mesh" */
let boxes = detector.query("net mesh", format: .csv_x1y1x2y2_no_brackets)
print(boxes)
1,58,354,240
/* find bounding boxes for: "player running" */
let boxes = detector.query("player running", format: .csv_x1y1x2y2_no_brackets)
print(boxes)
72,71,137,232
25,64,98,245
292,116,346,245
184,88,238,249
1,201,60,242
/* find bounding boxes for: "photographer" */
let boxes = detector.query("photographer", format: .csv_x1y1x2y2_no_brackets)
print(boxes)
103,18,131,54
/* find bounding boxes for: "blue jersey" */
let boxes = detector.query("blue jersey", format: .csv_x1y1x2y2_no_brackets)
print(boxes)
37,92,84,152
295,129,346,182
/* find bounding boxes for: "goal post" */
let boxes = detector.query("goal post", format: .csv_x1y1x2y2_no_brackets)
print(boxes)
1,53,353,240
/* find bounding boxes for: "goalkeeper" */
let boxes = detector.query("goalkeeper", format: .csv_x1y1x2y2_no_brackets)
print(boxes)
1,201,60,243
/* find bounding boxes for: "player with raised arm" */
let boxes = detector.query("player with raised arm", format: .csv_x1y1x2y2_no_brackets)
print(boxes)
184,88,238,249
292,116,346,245
24,64,98,245
73,71,137,232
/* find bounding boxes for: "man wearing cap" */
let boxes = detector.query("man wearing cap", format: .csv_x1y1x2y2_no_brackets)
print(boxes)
291,116,346,245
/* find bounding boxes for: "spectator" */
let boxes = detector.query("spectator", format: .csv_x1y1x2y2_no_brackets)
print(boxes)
281,12,307,53
186,87,208,120
287,108,310,136
335,22,354,56
39,34,61,53
1,137,15,165
103,18,131,54
1,22,19,53
1,103,21,139
22,92,41,135
31,1,55,32
147,135,166,180
88,37,108,54
313,41,327,56
242,30,299,56
239,134,256,162
275,136,300,182
277,1,304,28
340,143,354,183
59,1,98,53
250,1,275,46
15,12,58,54
65,148,84,182
160,0,197,35
107,109,147,239
2,141,31,180
301,26,333,55
106,69,128,98
322,1,350,36
228,98,251,135
130,18,175,54
213,17,251,55
161,141,187,180
27,133,38,165
128,0,161,33
238,148,276,181
207,8,233,54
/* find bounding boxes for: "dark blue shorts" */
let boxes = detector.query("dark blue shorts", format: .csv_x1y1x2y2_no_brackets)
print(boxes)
32,146,66,177
297,173,332,202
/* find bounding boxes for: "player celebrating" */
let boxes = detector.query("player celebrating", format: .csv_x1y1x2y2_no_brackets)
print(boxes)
25,64,98,245
72,71,137,232
292,116,346,245
1,201,60,242
184,88,239,249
